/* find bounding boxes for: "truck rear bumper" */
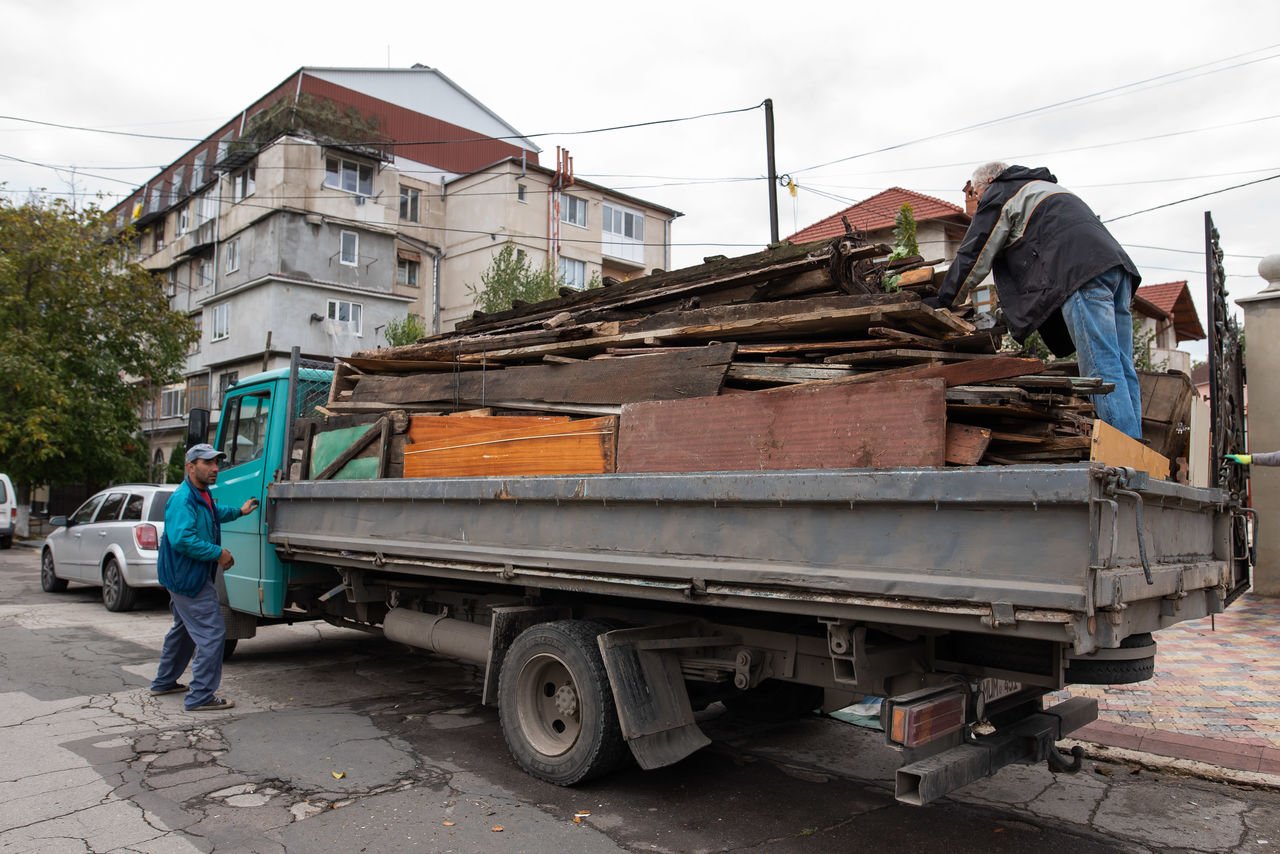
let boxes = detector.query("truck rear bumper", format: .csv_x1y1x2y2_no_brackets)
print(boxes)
895,696,1097,805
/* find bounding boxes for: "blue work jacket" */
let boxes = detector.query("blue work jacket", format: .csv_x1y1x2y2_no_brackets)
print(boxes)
158,477,241,597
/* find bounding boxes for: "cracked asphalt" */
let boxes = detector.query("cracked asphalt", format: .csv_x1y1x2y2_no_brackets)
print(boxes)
2,545,1278,853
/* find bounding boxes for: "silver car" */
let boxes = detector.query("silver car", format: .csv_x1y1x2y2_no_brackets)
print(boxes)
41,484,176,611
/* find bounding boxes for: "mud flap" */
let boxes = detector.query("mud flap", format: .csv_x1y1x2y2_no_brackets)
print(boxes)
598,624,711,770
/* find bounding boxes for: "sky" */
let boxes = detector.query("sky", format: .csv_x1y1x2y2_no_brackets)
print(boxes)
4,0,1279,361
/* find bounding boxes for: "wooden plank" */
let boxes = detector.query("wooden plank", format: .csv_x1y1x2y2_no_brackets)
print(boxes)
825,348,1003,366
866,327,947,350
352,343,737,406
790,356,1045,391
1089,419,1171,479
617,379,946,473
313,417,388,481
408,414,571,447
403,416,618,478
339,356,484,373
946,423,992,465
726,363,854,384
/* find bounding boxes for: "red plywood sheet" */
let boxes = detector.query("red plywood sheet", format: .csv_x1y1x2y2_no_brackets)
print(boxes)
617,379,946,473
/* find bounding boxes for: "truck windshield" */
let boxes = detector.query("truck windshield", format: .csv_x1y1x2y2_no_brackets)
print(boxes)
219,391,272,468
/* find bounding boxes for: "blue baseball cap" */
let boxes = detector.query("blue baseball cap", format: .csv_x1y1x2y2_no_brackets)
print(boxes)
185,443,226,464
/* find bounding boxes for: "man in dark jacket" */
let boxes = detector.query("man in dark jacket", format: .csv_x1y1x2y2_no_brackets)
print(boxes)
149,443,258,711
933,162,1144,439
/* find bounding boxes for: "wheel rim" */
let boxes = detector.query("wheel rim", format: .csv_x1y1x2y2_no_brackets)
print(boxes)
41,553,55,586
514,652,582,757
104,561,121,605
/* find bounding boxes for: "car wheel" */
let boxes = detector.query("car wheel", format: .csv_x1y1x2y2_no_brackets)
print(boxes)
41,549,68,593
102,557,138,612
0,534,11,550
498,620,628,786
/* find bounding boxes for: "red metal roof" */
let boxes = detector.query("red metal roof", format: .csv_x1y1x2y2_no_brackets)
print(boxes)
1135,281,1206,342
786,187,969,243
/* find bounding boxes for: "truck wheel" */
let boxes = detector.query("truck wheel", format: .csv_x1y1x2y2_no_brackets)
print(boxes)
222,639,238,661
101,558,138,612
498,620,627,786
41,549,68,593
1066,633,1156,685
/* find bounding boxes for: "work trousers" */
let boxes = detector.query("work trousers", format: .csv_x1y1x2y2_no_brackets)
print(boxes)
151,577,226,709
1061,266,1144,440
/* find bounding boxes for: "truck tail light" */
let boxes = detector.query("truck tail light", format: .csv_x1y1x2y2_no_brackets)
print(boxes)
888,690,967,748
134,524,159,551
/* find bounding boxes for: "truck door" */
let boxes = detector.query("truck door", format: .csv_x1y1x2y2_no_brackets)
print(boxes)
212,388,273,616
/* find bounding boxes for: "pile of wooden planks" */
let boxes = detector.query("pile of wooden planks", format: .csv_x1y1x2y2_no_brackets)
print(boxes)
297,236,1156,480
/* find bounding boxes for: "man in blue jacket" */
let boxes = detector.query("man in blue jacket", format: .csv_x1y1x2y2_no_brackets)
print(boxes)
931,162,1144,439
150,443,258,711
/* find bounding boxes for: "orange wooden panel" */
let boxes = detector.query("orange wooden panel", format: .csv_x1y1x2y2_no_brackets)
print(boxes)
403,416,617,478
408,414,570,447
617,379,946,473
1089,419,1170,479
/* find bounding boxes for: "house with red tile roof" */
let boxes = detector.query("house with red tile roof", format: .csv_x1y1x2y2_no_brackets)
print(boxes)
1133,281,1205,375
787,187,971,256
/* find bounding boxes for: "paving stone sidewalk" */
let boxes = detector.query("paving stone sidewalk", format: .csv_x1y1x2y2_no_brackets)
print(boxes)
1064,593,1280,776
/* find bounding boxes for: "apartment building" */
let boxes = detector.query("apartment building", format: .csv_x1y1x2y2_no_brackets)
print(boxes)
111,66,678,474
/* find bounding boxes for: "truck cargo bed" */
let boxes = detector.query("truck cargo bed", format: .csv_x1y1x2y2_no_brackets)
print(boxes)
268,462,1238,654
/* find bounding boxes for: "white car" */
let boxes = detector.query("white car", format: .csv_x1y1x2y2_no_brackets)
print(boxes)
41,484,176,611
0,473,14,549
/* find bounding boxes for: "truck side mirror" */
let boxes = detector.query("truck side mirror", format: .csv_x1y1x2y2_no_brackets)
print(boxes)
187,408,210,449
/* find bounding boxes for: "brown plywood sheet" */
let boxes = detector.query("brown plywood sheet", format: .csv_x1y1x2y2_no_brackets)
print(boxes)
403,416,618,478
617,379,946,473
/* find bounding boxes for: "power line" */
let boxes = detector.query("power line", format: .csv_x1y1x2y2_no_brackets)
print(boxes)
1103,172,1280,223
791,43,1280,175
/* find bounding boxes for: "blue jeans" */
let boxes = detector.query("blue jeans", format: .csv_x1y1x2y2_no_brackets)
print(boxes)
151,577,226,709
1061,267,1144,440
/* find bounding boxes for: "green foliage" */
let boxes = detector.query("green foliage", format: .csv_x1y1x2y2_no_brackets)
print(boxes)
0,197,197,489
166,442,186,485
466,244,559,314
1006,330,1056,361
888,204,919,260
383,313,428,347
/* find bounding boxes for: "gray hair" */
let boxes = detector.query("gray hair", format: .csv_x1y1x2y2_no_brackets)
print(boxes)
971,161,1009,188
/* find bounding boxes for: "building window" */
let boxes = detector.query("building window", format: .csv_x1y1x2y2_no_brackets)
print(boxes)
176,204,188,236
225,238,240,273
232,167,255,202
186,374,210,411
197,259,213,290
216,131,234,164
399,186,419,222
397,257,419,286
216,371,239,408
603,203,646,264
189,312,201,354
517,183,527,203
559,257,586,290
560,194,587,227
327,299,362,335
211,302,229,341
325,156,373,196
160,386,185,419
192,151,207,188
152,224,165,254
172,166,185,198
339,231,359,266
166,269,177,298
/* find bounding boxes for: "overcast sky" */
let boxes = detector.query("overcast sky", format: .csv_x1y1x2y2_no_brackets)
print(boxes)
5,0,1278,359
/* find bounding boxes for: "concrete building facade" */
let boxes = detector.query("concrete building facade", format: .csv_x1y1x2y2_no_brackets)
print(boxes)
110,66,677,474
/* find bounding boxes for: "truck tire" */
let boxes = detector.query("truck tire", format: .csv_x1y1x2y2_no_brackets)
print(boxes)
498,620,628,786
102,557,137,612
222,639,238,661
1066,632,1156,685
41,548,68,593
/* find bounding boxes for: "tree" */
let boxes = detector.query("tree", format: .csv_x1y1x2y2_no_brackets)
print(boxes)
0,197,197,489
166,442,186,485
882,204,919,291
466,244,602,315
383,312,428,347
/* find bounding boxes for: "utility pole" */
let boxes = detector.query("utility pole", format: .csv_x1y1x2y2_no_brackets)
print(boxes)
765,98,779,244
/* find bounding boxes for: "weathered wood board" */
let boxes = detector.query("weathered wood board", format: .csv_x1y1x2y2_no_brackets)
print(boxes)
617,379,946,473
403,416,618,478
352,343,736,406
945,423,993,465
1089,419,1171,478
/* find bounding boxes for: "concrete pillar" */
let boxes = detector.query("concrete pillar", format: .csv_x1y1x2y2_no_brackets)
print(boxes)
1236,254,1280,596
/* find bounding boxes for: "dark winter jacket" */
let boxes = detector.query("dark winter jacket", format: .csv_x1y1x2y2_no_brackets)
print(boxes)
937,165,1140,355
157,477,241,597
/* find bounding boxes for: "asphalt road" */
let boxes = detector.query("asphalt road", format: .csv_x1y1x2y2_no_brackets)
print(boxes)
1,544,1277,853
